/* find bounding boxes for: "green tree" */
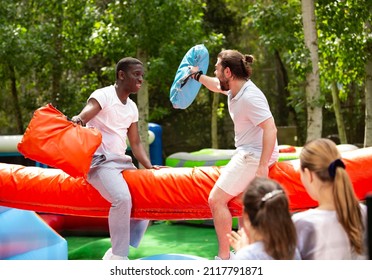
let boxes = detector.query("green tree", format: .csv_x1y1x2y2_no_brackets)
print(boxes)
246,0,370,145
317,0,371,145
247,0,307,144
0,0,100,134
203,0,241,148
0,0,38,133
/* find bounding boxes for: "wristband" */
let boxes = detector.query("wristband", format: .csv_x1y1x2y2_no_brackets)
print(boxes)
72,116,85,126
194,71,203,82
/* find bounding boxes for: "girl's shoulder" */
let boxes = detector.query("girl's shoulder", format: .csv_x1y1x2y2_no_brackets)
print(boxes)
292,208,339,226
292,208,319,220
235,242,273,260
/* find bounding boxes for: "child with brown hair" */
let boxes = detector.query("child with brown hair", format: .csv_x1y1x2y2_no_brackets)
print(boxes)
228,177,300,260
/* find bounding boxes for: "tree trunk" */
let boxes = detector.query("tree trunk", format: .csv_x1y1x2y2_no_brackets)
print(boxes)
331,81,347,144
364,18,372,147
274,49,290,126
51,1,63,107
8,64,24,134
301,0,322,141
137,49,150,167
211,92,219,148
364,54,372,147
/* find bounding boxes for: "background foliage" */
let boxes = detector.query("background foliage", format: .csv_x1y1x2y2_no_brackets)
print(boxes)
1,0,371,159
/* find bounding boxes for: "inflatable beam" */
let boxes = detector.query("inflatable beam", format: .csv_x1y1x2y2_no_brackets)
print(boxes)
0,147,371,220
0,164,238,220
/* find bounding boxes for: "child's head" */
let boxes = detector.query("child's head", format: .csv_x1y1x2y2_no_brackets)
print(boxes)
300,138,346,184
242,177,297,259
299,138,356,205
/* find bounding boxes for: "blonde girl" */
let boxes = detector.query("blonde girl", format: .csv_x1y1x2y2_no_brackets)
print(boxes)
293,138,367,259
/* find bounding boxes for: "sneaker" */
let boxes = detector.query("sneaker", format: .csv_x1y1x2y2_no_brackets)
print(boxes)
214,251,236,260
102,248,129,260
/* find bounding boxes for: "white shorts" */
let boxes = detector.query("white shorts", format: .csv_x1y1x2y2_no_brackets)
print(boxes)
215,151,259,197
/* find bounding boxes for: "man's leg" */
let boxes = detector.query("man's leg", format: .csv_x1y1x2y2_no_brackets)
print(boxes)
88,166,132,258
209,186,234,260
129,219,150,248
209,152,260,259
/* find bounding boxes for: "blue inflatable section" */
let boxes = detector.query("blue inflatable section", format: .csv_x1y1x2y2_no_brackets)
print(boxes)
140,253,206,260
170,44,209,109
0,206,67,260
149,123,163,165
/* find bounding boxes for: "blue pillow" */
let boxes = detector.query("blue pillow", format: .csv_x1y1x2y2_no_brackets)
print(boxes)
170,44,209,109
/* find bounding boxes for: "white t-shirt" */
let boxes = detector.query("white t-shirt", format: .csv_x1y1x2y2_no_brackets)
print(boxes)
292,204,367,260
86,85,138,157
234,241,301,260
228,80,278,161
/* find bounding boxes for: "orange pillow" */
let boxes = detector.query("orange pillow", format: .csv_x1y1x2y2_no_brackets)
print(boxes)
17,103,102,178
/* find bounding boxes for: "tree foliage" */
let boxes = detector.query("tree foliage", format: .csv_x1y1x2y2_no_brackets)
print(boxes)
244,0,370,145
0,0,371,155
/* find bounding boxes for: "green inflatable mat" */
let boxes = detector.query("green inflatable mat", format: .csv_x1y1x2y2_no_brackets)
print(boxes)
165,147,300,167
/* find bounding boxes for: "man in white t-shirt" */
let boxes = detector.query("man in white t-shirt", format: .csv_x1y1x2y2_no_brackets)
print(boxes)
191,50,279,260
71,57,156,260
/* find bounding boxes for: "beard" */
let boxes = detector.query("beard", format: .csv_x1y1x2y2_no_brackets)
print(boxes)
219,77,229,91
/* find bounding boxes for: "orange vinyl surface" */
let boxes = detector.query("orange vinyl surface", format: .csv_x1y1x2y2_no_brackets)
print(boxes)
1,147,372,220
17,104,102,179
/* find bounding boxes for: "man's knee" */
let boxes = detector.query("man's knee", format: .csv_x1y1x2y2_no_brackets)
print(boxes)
208,191,224,210
208,186,233,210
208,194,216,209
112,191,131,207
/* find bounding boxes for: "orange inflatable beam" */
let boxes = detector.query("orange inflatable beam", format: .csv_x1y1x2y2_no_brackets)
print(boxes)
271,147,372,212
0,147,371,220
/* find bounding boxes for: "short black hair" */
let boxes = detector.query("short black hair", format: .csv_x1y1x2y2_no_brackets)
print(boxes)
115,57,143,79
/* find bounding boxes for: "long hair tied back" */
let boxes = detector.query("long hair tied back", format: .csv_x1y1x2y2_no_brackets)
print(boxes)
328,158,345,179
218,50,253,79
300,138,364,255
